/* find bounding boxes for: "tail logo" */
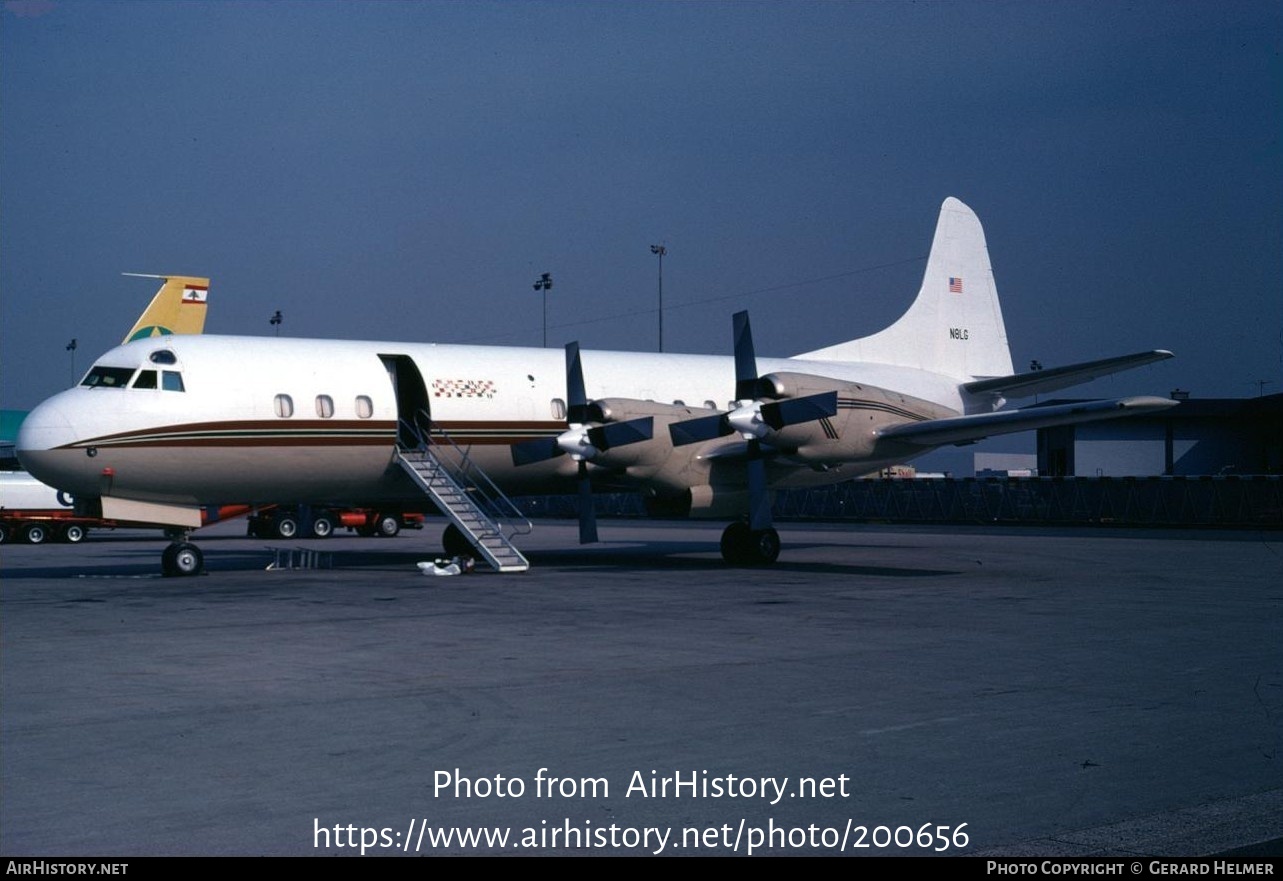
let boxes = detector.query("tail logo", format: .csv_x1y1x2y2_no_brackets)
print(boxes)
181,286,208,304
948,277,964,294
127,325,176,342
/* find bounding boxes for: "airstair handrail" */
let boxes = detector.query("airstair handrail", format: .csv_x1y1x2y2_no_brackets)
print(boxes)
398,411,533,541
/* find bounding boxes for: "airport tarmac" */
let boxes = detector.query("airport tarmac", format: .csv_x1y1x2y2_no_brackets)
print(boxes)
2,519,1280,857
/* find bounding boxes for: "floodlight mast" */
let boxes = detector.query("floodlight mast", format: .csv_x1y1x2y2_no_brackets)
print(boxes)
650,244,666,352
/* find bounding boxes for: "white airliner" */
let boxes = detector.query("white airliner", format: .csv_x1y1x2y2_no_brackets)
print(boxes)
16,198,1173,574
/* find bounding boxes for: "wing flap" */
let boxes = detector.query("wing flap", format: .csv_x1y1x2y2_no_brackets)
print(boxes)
879,396,1177,447
964,351,1173,399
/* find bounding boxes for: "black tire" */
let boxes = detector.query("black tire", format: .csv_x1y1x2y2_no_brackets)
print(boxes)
60,523,88,543
442,523,475,557
720,521,751,564
274,516,299,540
162,542,203,577
747,527,781,565
311,514,335,539
375,514,400,538
0,523,9,544
24,522,51,545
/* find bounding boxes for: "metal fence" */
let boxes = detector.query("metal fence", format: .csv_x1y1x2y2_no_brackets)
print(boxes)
514,476,1283,528
778,476,1283,527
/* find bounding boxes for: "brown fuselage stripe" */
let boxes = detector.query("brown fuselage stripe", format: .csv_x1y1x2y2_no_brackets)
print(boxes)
60,419,566,450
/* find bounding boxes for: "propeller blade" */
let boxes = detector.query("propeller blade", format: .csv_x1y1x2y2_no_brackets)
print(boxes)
577,461,598,544
746,441,772,531
565,342,592,423
760,391,838,430
511,436,563,466
587,416,654,452
669,412,732,447
733,311,760,401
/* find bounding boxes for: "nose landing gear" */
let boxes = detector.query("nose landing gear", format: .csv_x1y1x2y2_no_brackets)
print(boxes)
161,529,204,577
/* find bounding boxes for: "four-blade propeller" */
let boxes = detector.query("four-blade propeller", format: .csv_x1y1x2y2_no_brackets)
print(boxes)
668,311,837,530
509,342,653,544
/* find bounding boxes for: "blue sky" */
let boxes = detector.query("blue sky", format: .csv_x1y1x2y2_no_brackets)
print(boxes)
3,1,1280,434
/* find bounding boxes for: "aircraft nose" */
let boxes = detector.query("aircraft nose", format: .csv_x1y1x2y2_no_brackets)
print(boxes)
16,395,75,454
15,393,97,495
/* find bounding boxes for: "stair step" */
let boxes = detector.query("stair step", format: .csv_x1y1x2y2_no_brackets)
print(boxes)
398,447,529,574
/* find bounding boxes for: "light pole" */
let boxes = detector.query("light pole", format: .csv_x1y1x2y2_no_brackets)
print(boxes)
533,273,553,347
650,244,666,352
270,311,283,336
66,339,77,385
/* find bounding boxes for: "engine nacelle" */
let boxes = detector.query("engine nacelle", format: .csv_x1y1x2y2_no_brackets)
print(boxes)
642,485,755,520
748,372,959,464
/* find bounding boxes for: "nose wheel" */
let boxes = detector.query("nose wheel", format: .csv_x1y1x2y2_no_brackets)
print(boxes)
720,521,780,566
161,541,204,577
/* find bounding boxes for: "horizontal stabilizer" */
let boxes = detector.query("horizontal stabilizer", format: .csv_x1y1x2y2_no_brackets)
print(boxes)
879,396,1178,447
964,351,1173,400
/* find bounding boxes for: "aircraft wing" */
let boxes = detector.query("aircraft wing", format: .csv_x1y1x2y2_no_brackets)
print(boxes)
879,396,1178,447
963,351,1173,399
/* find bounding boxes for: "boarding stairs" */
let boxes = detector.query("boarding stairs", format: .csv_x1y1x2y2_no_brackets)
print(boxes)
396,415,531,573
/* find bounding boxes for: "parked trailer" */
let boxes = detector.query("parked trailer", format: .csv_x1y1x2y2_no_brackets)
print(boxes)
245,506,426,540
0,472,113,544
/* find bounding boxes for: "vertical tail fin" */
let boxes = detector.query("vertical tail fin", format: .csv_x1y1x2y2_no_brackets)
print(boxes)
796,198,1013,380
121,274,210,343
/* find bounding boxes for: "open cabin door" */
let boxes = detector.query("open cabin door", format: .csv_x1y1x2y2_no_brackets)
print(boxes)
379,354,430,448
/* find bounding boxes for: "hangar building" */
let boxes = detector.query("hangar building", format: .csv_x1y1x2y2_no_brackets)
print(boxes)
1036,393,1283,477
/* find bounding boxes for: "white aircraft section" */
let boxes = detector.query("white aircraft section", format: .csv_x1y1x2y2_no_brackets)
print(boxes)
797,197,1013,380
15,197,1175,570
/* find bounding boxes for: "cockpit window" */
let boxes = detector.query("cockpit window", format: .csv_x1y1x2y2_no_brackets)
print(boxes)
81,366,136,388
149,350,178,365
132,370,158,389
162,371,185,392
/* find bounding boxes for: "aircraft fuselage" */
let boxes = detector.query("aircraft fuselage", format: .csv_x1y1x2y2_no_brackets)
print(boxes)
16,335,966,512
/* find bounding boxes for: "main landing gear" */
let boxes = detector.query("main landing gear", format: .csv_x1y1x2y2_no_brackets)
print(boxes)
720,521,781,566
161,529,204,577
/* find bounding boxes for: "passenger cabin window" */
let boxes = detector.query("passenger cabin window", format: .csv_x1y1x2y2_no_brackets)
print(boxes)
162,371,185,392
132,370,158,389
149,350,177,365
81,366,135,388
316,395,334,418
355,396,373,419
550,398,567,420
274,394,294,418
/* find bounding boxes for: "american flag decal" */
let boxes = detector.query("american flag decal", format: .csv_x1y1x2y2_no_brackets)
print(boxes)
948,277,963,294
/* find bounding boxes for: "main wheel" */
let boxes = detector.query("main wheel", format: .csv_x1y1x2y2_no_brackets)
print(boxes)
274,515,299,539
746,527,781,565
311,514,335,539
24,523,51,545
60,523,88,543
375,514,400,538
442,523,475,557
720,521,751,564
161,542,204,577
720,522,780,565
